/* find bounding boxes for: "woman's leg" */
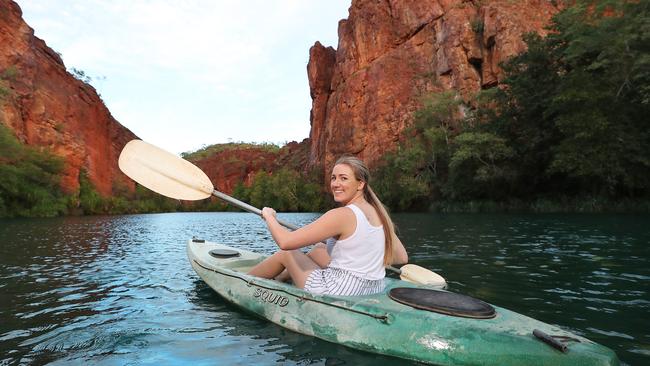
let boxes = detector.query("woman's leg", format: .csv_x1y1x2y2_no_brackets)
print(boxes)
248,250,321,288
275,243,330,282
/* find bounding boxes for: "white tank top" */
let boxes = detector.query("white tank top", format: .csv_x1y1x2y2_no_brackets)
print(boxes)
326,204,386,280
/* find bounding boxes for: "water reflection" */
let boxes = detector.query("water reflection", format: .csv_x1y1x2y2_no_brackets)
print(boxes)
1,212,648,365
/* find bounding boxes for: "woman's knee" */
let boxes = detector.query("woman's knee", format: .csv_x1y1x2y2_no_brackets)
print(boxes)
272,249,298,266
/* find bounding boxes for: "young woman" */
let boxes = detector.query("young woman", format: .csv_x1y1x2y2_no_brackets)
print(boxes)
248,156,408,296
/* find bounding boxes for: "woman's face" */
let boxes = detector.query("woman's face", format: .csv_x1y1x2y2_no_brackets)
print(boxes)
330,164,364,203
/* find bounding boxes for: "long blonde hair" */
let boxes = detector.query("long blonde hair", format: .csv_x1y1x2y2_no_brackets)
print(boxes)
334,156,396,265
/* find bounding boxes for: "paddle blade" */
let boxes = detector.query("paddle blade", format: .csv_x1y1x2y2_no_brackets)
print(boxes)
118,140,214,200
400,264,447,289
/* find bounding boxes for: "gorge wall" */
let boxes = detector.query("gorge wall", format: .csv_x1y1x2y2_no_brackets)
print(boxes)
192,139,311,193
0,1,137,196
307,0,559,173
0,0,560,201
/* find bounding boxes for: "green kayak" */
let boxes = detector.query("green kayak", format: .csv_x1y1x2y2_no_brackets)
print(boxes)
187,239,619,365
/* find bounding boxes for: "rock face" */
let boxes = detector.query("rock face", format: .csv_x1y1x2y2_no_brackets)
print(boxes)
307,0,558,172
193,148,278,193
192,139,311,194
0,1,137,196
0,0,560,201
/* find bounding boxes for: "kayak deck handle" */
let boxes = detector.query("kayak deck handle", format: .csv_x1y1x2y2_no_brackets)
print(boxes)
533,329,577,353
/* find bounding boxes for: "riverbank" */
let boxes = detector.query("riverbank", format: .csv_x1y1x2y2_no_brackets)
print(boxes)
428,197,650,214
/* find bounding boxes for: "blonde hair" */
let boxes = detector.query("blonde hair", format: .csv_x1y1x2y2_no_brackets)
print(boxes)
334,156,396,265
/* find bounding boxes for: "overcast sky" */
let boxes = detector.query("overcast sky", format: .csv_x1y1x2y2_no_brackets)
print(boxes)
16,0,351,154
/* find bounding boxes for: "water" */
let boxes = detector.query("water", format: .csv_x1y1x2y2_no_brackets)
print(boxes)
0,212,648,365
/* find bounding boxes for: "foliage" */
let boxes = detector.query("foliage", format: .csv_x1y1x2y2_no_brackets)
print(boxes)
0,123,68,217
470,19,484,34
490,0,650,197
77,170,105,214
0,82,8,101
550,0,650,194
75,172,184,215
374,0,650,211
0,66,17,100
232,168,325,212
373,145,432,211
447,132,514,200
0,123,319,216
2,66,18,81
126,184,183,214
374,91,461,210
0,122,186,217
181,142,281,161
70,67,93,84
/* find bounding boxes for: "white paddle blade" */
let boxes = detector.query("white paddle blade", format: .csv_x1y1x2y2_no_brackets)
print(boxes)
400,264,447,289
118,140,214,201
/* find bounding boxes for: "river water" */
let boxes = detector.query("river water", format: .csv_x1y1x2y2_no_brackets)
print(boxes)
1,212,648,365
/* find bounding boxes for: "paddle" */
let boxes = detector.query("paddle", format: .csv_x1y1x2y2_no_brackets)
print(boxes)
118,139,447,288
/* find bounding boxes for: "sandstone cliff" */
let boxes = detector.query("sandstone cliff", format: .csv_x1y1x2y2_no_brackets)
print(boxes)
0,0,560,202
307,0,558,173
0,1,137,196
191,139,311,193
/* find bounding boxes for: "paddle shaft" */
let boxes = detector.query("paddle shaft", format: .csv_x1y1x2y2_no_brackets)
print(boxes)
212,189,403,275
212,190,299,230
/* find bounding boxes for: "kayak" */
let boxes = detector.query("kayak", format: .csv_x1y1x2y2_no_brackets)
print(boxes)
187,239,619,365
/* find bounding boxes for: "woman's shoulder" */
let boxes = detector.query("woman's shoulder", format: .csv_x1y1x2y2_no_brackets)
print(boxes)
315,207,356,226
310,206,356,237
325,206,356,218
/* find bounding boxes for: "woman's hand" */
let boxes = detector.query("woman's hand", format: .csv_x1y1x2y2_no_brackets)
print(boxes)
261,207,277,222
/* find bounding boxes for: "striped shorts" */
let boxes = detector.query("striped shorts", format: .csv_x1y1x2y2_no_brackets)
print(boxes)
304,267,385,296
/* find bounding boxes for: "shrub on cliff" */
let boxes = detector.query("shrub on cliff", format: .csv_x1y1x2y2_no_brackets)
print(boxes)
0,123,67,217
181,142,281,161
0,66,17,101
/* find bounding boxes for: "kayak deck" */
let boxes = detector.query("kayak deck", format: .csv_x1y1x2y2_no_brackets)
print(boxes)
187,239,619,366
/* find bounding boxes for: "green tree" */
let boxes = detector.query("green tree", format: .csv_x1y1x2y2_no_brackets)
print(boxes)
77,170,105,214
447,132,515,200
233,168,325,212
481,32,564,198
249,171,272,209
545,0,650,195
0,124,67,217
479,0,650,199
374,91,464,210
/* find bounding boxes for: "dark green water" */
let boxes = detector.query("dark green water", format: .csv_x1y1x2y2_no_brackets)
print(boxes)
1,212,648,365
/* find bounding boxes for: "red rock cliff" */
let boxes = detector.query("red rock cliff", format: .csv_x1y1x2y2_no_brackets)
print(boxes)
0,0,137,196
307,0,558,173
192,139,311,194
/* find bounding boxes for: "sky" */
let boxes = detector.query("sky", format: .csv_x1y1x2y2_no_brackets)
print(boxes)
16,0,351,154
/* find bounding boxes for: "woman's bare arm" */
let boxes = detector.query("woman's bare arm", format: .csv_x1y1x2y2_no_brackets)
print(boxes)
391,233,408,265
263,207,355,251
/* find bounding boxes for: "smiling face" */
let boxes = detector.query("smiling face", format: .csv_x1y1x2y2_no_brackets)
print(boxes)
330,163,365,204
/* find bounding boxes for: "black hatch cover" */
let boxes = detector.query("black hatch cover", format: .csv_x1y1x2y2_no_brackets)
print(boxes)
209,249,241,258
389,287,496,319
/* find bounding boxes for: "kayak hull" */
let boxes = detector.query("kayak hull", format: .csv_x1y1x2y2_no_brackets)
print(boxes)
187,239,619,366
